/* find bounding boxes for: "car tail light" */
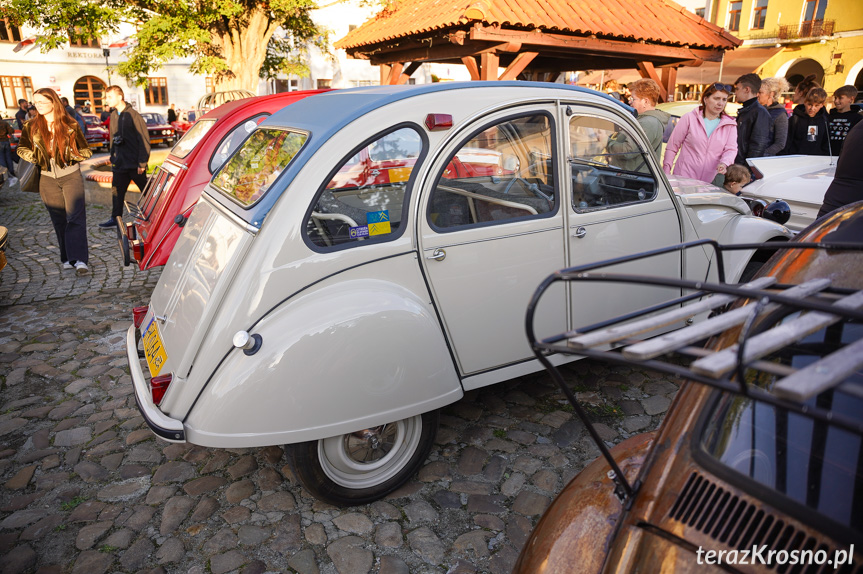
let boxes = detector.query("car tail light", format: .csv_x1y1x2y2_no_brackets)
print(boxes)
125,221,137,241
425,114,453,131
131,239,145,262
133,306,149,329
150,374,172,404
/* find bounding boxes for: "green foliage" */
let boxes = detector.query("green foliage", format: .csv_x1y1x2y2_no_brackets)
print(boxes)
98,544,118,553
60,496,86,511
6,0,326,90
492,429,507,439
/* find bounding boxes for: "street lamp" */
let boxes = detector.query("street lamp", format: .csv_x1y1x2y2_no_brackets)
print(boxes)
103,48,111,86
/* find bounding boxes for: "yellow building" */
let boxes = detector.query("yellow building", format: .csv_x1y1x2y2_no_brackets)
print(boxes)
705,0,863,96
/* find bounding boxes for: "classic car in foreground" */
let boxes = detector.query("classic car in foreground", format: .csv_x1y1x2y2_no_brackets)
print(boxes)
140,112,177,147
515,203,863,573
126,82,791,505
119,90,328,270
744,154,835,232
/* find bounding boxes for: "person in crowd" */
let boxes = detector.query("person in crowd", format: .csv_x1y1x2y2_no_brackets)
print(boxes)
101,85,150,229
791,74,820,105
828,85,862,156
663,83,738,185
733,73,772,166
757,77,790,156
15,98,29,129
722,164,751,196
167,103,177,123
16,88,92,275
26,106,38,121
60,96,86,133
0,118,17,185
817,121,863,218
607,78,670,171
782,87,830,156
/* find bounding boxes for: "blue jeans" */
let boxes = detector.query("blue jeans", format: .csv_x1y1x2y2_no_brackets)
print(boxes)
0,142,14,177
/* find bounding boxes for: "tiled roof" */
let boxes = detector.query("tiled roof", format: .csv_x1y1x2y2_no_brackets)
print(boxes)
335,0,740,50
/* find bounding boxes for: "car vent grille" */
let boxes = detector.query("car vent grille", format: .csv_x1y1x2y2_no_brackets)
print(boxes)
669,472,859,574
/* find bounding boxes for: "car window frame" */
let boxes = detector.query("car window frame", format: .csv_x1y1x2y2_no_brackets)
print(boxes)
425,109,560,234
301,121,428,253
208,113,271,174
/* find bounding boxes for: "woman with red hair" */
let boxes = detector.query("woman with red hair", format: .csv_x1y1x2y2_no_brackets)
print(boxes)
17,87,92,275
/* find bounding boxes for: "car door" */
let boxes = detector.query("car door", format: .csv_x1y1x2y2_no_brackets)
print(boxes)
564,107,683,331
419,107,567,376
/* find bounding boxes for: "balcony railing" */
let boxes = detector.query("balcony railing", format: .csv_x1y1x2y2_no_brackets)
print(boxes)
778,19,834,39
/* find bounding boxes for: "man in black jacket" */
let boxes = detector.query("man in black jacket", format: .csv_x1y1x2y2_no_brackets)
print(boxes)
14,99,29,129
733,73,772,168
100,85,150,229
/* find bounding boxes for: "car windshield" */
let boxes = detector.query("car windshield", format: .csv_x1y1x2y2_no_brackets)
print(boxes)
700,316,863,536
141,113,167,126
171,119,216,159
212,127,307,207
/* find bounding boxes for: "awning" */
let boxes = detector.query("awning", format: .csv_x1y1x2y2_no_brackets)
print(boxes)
675,46,783,84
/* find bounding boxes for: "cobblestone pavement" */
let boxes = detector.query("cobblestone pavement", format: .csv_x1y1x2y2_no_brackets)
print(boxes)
0,181,680,574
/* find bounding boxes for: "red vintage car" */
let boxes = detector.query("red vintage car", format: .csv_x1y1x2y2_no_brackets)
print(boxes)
81,113,109,151
120,90,329,270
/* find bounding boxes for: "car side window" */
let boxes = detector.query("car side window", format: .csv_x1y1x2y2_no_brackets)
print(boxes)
428,113,556,230
306,127,422,248
569,115,657,213
209,114,270,173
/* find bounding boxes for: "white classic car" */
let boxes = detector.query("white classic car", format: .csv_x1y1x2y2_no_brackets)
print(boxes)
126,82,791,505
745,155,836,232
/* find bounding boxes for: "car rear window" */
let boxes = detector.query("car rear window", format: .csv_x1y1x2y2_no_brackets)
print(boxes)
700,316,863,535
212,128,307,208
171,119,216,159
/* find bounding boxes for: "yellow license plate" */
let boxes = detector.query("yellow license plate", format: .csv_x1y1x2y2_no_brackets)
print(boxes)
142,318,168,378
151,139,163,144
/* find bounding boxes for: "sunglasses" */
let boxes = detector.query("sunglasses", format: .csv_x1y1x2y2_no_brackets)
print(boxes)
712,83,734,92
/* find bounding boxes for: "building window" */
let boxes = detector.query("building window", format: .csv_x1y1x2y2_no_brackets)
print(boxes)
803,0,827,23
1,76,33,109
728,1,742,31
68,33,100,48
144,77,168,105
0,19,22,43
205,77,214,92
695,8,706,18
752,0,768,29
317,79,332,89
74,76,106,111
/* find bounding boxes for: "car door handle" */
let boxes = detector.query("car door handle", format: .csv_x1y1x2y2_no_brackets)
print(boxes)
572,226,587,239
426,248,446,262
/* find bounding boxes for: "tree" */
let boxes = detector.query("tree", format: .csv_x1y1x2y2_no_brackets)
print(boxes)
3,0,327,92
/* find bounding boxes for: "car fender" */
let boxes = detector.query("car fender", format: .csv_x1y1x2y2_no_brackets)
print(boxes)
512,432,655,574
182,276,463,448
714,215,791,282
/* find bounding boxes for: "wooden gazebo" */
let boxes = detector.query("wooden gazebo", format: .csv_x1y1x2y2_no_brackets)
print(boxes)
334,0,742,102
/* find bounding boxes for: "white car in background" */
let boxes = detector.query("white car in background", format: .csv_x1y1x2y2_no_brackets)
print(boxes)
745,155,836,232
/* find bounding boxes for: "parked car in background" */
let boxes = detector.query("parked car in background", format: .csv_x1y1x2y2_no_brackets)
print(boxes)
120,90,329,270
744,155,835,232
515,203,863,573
125,82,791,506
3,117,21,151
81,113,109,151
140,113,177,148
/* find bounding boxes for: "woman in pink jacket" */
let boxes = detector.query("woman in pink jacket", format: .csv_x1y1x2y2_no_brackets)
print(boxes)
663,83,738,185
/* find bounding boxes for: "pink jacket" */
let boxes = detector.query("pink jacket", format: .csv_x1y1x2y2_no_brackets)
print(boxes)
663,109,738,183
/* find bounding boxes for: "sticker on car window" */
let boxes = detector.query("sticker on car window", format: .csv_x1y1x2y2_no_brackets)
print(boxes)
367,210,391,236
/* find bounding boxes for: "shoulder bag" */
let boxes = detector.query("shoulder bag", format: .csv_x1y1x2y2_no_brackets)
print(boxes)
18,158,41,193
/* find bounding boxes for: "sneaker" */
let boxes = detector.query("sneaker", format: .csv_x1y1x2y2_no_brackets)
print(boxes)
62,261,74,270
8,177,18,186
98,218,117,228
74,261,89,276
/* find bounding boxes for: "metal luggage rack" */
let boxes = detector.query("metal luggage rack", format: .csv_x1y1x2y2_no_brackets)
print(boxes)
526,239,863,502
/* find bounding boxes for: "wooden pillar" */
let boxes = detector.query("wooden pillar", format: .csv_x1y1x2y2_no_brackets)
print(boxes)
636,61,668,102
661,67,678,102
379,64,392,86
461,56,480,80
480,52,499,81
499,52,538,81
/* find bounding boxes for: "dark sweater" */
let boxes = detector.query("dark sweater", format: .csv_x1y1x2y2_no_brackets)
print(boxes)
828,108,863,156
109,105,151,171
782,104,830,156
764,102,789,156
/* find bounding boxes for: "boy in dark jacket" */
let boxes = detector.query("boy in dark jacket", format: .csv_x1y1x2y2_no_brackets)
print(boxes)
828,85,862,156
733,73,772,166
782,87,830,156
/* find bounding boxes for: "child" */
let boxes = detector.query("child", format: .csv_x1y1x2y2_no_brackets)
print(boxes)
781,87,830,156
828,85,862,156
722,164,751,196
